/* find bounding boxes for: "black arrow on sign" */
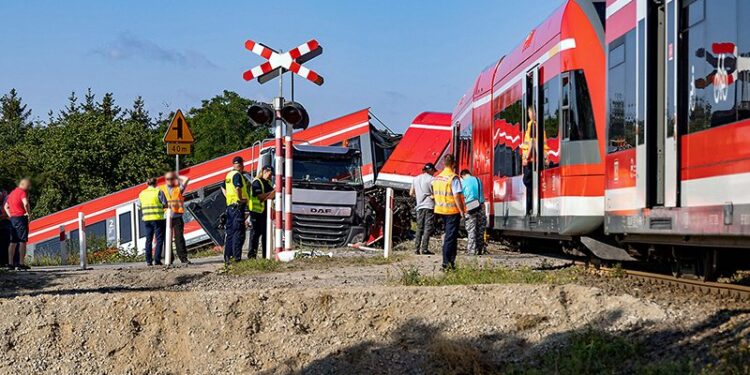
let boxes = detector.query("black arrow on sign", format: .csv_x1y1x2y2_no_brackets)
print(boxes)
173,118,183,140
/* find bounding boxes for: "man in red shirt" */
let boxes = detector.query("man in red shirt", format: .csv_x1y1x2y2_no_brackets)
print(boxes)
4,179,31,270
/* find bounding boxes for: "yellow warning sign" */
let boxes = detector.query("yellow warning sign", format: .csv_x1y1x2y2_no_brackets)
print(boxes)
163,109,194,143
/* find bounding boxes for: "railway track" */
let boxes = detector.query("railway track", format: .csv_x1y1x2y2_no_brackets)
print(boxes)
584,263,750,300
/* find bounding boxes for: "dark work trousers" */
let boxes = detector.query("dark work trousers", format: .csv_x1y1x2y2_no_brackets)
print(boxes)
224,205,246,262
170,216,189,263
144,220,166,265
523,165,533,214
440,213,461,270
0,220,10,266
247,211,267,259
414,208,434,254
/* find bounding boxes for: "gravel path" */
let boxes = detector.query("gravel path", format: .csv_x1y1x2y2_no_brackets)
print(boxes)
0,239,747,374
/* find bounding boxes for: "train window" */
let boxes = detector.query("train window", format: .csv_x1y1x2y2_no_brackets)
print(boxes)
493,96,523,177
34,238,61,259
607,32,637,153
86,221,107,246
138,210,146,238
738,2,750,122
542,75,561,168
687,0,704,27
118,212,132,244
684,0,738,133
562,71,597,141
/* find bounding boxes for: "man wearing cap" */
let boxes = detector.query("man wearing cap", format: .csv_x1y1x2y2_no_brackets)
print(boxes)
410,162,437,255
223,156,249,264
248,166,275,259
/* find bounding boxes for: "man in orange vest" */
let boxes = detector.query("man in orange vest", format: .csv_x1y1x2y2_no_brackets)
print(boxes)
431,154,466,270
162,171,191,265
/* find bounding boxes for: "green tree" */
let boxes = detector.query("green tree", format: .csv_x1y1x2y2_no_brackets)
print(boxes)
185,90,269,164
29,92,170,216
0,89,33,190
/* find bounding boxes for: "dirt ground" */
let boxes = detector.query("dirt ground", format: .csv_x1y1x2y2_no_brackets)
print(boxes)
0,239,748,374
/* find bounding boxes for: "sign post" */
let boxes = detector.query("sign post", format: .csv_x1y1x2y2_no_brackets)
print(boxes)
163,110,193,266
243,39,324,257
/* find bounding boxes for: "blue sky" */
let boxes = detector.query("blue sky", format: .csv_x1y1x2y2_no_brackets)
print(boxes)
0,0,560,132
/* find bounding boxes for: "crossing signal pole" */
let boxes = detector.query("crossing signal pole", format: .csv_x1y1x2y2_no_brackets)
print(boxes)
243,39,323,257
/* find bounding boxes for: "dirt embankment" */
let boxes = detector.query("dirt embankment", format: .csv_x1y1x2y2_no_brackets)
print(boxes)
0,284,666,374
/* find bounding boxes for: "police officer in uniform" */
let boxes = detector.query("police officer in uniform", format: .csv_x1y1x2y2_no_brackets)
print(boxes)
223,156,249,264
248,166,274,259
138,178,168,266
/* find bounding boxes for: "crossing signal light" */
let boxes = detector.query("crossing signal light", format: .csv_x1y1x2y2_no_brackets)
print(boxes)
247,103,275,128
280,101,310,130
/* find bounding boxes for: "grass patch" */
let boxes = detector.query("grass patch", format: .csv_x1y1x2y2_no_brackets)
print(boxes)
505,329,695,375
190,245,223,259
224,254,405,276
397,261,577,286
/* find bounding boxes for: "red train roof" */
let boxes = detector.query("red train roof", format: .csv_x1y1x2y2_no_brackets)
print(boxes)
376,112,452,190
29,108,372,243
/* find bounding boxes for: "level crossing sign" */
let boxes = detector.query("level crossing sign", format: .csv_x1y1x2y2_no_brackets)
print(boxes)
243,39,324,85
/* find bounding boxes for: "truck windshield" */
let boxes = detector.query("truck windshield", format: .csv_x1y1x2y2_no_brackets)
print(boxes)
293,157,362,184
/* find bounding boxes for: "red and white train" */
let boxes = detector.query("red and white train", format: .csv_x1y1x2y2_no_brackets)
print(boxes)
28,109,383,256
450,0,750,277
27,109,452,257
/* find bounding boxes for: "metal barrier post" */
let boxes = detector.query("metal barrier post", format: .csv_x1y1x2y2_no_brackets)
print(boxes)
384,188,394,258
164,208,173,266
77,212,87,270
266,206,273,260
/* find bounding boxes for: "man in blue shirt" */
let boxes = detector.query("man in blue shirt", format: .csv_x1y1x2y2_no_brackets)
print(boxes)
460,169,487,255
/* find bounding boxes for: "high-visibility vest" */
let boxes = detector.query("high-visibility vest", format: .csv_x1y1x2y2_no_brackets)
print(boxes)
139,186,165,221
520,120,550,162
224,170,249,206
248,177,266,214
432,168,460,215
160,184,185,215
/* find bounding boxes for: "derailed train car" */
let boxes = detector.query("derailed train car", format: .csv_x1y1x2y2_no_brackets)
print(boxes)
26,109,398,255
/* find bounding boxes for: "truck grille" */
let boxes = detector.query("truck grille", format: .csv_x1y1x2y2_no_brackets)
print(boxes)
293,214,353,247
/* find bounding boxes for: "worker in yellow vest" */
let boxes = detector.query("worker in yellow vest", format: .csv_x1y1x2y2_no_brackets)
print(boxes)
138,178,168,266
223,156,249,264
431,154,466,270
161,171,191,265
248,165,275,259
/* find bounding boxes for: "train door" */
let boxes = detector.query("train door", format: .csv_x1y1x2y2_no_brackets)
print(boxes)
115,202,138,253
642,0,679,209
524,66,542,217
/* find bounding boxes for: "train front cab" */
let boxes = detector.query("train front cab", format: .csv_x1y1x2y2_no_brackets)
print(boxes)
461,0,607,239
604,0,750,258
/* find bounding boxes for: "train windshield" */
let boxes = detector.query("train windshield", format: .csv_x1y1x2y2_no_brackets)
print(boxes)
293,156,362,185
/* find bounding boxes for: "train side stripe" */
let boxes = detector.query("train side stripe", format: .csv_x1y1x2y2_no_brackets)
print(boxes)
606,0,632,19
410,124,452,131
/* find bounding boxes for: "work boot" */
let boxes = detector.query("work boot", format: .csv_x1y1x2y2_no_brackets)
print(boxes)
422,250,435,255
414,250,421,255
